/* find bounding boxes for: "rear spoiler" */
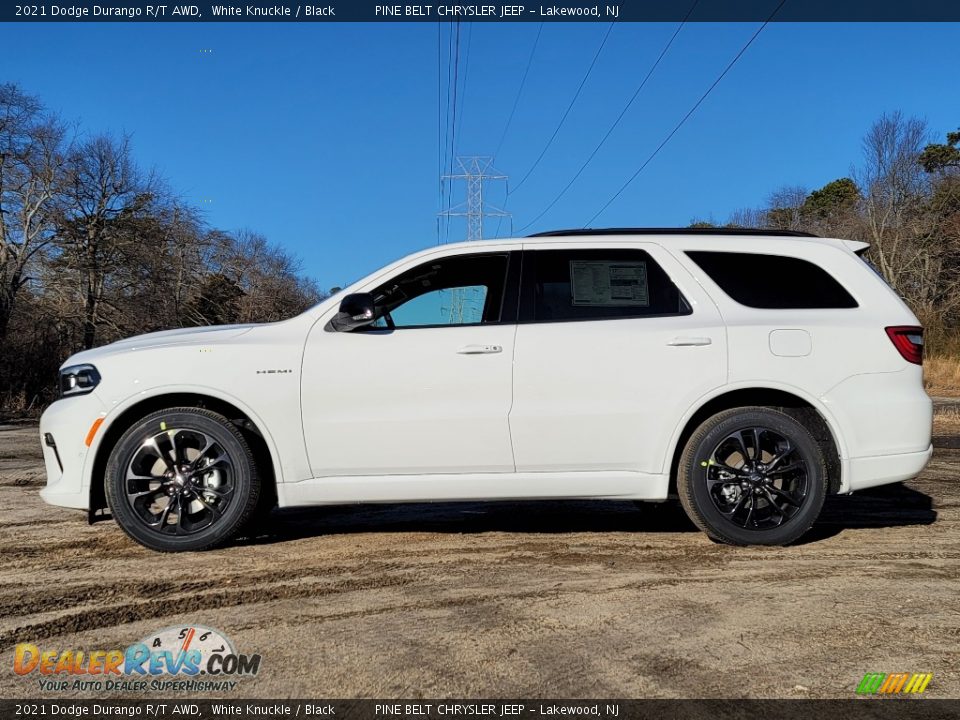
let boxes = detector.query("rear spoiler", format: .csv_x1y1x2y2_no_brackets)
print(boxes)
842,239,871,255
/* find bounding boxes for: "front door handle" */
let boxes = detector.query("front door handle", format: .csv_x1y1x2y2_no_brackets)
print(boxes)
667,336,712,347
457,344,503,355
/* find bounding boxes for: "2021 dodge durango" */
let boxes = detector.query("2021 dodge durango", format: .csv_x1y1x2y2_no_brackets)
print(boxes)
39,228,934,551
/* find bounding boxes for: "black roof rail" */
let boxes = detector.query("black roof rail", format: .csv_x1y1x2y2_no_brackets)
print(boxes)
526,227,819,238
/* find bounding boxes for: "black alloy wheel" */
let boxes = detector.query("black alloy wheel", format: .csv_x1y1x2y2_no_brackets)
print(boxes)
105,407,260,552
677,407,827,546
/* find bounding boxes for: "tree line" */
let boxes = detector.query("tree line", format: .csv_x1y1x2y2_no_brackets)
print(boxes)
691,112,960,353
0,84,323,412
2,82,958,413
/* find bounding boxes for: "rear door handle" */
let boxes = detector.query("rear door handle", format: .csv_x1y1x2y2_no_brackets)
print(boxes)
667,336,712,347
457,344,503,355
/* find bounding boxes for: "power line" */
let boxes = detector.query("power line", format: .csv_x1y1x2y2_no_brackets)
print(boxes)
445,22,462,242
454,23,473,154
493,23,543,161
445,24,473,243
437,23,444,244
510,22,616,196
449,21,461,170
584,0,786,226
440,23,456,243
516,2,699,234
494,21,615,238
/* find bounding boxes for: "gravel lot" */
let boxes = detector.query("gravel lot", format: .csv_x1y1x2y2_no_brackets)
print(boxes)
0,417,957,699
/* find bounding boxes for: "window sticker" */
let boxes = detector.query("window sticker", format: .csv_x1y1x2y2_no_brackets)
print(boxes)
570,261,649,306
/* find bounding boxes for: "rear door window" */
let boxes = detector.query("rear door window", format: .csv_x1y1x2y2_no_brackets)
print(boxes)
520,248,691,322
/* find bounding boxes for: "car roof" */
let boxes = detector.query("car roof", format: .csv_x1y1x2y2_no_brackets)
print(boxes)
430,228,865,254
527,227,818,238
320,228,868,316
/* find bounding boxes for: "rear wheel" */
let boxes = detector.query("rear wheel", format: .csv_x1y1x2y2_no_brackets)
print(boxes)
677,407,827,546
105,407,260,552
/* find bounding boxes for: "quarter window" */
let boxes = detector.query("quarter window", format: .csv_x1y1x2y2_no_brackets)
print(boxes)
685,251,858,309
521,249,690,322
369,253,509,328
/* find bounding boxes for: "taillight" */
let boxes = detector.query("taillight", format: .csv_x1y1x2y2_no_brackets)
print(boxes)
885,326,924,365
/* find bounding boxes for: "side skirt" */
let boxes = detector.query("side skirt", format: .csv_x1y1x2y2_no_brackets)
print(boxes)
275,470,669,507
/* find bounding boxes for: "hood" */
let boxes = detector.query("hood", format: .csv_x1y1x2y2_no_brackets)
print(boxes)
63,324,259,367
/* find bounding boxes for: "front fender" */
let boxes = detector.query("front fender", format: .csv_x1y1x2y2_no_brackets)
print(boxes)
82,384,294,507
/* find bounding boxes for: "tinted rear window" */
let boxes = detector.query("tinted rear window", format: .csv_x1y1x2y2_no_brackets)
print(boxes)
686,251,857,309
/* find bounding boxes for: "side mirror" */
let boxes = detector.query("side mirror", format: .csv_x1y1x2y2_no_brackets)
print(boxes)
330,293,376,332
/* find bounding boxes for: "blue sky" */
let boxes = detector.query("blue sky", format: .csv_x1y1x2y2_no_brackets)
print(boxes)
3,21,959,290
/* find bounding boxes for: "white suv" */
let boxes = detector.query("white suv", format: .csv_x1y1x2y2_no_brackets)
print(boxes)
39,229,933,551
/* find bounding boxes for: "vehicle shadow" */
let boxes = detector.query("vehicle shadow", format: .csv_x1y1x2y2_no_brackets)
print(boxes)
800,481,937,543
236,499,698,545
236,481,937,547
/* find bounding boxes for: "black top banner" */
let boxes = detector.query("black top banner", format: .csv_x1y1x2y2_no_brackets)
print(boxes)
3,0,960,23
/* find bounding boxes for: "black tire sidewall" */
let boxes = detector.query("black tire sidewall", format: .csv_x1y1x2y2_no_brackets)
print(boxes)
679,408,827,546
105,408,259,552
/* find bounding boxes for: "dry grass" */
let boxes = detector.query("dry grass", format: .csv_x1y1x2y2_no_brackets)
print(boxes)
934,405,960,436
924,354,960,398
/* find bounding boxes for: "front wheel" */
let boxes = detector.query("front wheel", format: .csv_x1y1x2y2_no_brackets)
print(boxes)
105,407,260,552
677,407,827,546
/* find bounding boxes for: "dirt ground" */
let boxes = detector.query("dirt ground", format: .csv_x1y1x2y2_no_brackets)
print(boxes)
0,415,957,700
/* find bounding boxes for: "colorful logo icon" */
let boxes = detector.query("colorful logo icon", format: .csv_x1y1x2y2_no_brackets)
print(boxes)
856,673,933,695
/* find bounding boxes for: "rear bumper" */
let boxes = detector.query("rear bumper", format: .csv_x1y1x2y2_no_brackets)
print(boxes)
846,444,933,492
820,368,932,492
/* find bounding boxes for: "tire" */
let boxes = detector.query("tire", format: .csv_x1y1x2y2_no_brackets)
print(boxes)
677,406,827,546
105,407,260,552
237,489,277,539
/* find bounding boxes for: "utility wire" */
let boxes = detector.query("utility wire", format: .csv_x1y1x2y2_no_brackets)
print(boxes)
516,1,699,234
444,24,473,243
437,23,444,244
440,23,455,242
454,23,473,155
510,22,616,196
449,21,461,172
444,22,462,242
584,0,786,226
493,23,543,161
495,21,615,238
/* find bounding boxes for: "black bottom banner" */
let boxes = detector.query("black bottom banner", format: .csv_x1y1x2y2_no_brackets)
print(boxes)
2,700,959,720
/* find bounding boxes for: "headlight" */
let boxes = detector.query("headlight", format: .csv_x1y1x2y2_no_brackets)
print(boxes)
59,364,101,398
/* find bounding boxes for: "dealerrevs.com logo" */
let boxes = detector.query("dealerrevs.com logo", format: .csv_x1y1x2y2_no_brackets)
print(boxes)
13,625,261,693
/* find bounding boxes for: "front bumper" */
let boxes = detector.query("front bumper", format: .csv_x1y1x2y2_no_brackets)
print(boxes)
38,392,107,510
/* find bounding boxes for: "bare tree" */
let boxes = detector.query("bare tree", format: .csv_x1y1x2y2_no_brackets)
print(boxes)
856,112,932,287
0,89,326,411
112,198,206,331
185,230,322,326
55,134,154,348
727,207,766,230
0,84,66,340
764,185,808,230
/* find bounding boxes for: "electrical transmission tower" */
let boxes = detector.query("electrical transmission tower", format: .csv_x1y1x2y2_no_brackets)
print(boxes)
440,156,510,241
439,156,510,323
